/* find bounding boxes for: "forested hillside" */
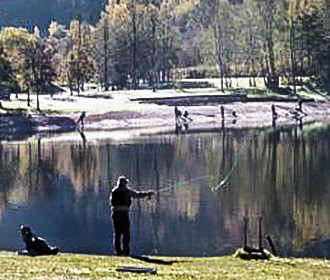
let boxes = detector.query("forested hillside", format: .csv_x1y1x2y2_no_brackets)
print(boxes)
0,0,107,31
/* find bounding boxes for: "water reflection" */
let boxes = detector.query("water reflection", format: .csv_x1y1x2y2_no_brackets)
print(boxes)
0,124,330,257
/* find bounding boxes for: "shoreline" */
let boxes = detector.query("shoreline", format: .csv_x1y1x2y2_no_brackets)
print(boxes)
1,89,330,141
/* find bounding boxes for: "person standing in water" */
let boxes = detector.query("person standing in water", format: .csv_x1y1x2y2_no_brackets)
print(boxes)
110,176,155,256
76,111,86,130
174,106,182,127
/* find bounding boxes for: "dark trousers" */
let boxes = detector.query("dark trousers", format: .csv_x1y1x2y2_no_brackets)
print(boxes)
112,211,130,256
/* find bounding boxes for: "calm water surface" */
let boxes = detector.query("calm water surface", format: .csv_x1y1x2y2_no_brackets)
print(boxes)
0,125,330,257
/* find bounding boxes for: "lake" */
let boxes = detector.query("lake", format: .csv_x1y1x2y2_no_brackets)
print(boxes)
0,124,330,258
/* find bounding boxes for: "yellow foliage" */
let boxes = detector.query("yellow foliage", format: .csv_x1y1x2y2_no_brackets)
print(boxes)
106,1,131,26
0,27,36,52
285,0,326,21
174,0,198,18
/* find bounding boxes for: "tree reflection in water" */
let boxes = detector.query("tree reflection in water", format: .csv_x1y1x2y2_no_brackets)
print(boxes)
0,124,329,257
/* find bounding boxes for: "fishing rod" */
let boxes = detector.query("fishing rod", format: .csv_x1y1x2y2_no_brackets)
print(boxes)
7,202,28,211
105,174,213,197
153,174,213,194
102,177,165,187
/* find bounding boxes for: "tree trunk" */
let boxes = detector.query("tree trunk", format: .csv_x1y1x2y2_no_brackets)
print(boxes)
219,53,224,91
251,58,256,87
68,72,73,96
77,16,82,96
264,0,279,90
152,17,157,92
36,86,40,111
132,0,137,90
290,16,297,95
213,23,224,92
27,86,31,107
31,56,40,111
103,16,109,91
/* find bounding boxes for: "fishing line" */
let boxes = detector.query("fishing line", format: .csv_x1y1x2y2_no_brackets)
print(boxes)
7,202,28,211
154,174,213,194
211,156,238,192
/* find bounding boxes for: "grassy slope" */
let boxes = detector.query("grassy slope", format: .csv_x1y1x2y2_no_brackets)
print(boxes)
0,252,329,280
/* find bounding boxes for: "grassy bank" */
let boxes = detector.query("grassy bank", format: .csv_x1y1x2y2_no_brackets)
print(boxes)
0,251,329,279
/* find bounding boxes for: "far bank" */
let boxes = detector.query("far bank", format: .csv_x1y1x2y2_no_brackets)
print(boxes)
1,87,330,140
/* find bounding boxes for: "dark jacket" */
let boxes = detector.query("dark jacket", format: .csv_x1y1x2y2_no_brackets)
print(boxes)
110,185,149,211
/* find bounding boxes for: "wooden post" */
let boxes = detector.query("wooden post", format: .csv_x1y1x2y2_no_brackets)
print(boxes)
271,104,277,118
298,100,303,112
266,235,278,256
272,118,277,128
220,106,225,120
243,217,248,250
258,216,263,251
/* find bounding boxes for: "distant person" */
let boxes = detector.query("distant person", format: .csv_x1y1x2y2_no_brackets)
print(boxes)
76,111,86,130
174,106,182,127
296,100,303,112
220,106,225,120
181,110,192,130
110,176,155,256
271,104,278,119
295,100,307,116
183,110,192,122
174,106,182,119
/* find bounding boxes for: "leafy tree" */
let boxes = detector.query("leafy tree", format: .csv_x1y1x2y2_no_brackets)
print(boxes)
202,0,236,91
92,10,112,91
60,19,96,95
92,0,180,90
104,1,132,89
316,0,330,90
0,27,38,106
256,0,280,90
0,27,34,91
0,27,56,109
241,0,264,87
0,45,13,87
48,21,72,87
158,1,181,83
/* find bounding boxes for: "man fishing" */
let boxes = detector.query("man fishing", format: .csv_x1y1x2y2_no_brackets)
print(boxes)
110,176,155,256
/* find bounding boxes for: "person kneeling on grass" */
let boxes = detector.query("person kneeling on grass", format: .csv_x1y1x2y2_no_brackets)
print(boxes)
110,176,155,256
18,225,59,256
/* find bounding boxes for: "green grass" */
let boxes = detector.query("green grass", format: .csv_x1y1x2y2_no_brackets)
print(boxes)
30,108,62,115
182,77,329,101
0,107,62,116
0,251,329,279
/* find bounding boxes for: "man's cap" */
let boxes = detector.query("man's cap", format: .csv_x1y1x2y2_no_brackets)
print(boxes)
118,176,129,185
